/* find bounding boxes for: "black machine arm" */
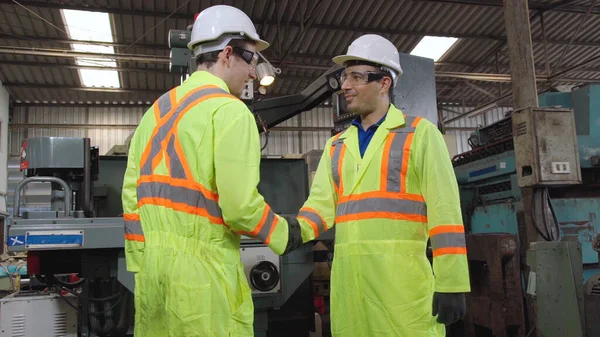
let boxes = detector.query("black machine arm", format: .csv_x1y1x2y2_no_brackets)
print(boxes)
252,65,343,131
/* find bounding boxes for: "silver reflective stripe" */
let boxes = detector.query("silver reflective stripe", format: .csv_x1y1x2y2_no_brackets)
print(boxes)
386,116,419,192
167,135,187,179
298,209,326,234
336,197,427,217
390,117,418,134
385,132,409,192
158,91,173,119
124,219,144,236
137,181,223,219
430,232,466,250
256,209,277,243
331,139,344,191
141,87,228,175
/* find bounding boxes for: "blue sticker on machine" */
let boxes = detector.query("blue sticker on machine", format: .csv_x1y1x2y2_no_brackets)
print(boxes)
25,231,84,247
469,165,497,178
8,235,26,246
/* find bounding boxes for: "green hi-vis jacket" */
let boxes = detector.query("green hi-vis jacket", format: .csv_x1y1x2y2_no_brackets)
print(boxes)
296,104,471,337
121,71,290,337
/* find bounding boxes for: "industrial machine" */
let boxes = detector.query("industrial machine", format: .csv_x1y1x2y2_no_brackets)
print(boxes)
5,139,316,337
452,85,600,337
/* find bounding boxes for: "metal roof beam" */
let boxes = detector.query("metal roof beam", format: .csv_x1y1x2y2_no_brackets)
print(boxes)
418,0,600,15
3,83,165,94
0,33,169,50
0,59,173,73
0,46,170,63
3,1,600,48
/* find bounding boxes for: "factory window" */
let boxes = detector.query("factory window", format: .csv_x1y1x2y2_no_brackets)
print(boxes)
410,36,458,62
61,9,121,88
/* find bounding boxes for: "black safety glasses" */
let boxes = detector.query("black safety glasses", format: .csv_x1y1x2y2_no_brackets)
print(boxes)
232,46,259,68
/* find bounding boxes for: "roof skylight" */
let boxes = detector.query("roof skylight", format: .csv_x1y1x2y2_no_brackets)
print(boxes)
410,36,458,62
62,9,121,88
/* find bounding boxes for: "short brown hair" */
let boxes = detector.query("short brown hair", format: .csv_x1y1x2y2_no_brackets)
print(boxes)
195,39,251,68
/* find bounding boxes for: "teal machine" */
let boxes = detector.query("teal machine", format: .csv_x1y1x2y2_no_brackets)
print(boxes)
452,85,600,337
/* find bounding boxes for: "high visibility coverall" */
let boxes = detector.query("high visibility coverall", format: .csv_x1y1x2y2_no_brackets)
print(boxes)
297,105,471,337
122,71,291,337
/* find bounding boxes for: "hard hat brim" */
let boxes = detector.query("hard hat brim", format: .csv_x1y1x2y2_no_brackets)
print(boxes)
188,36,270,53
254,39,270,52
332,54,403,77
332,54,374,67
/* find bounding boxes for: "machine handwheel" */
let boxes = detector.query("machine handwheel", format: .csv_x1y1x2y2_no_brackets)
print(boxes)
250,261,280,292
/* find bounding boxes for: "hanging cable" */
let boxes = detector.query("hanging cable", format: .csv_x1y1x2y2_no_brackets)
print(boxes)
531,188,551,242
544,187,561,241
256,114,269,151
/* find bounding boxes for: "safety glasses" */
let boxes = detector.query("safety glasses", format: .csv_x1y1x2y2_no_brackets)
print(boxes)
340,70,390,86
232,46,259,68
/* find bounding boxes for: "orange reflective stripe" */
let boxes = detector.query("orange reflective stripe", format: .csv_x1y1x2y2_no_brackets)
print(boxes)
298,207,327,237
400,132,414,194
337,145,346,195
330,134,343,194
153,91,233,178
338,191,424,203
433,247,467,257
330,139,346,196
336,212,427,223
137,175,218,201
140,85,229,176
124,213,145,242
173,130,194,180
136,177,223,224
429,225,464,236
236,205,279,244
125,234,145,242
123,213,140,221
430,225,466,256
380,133,394,191
138,197,225,225
412,117,422,128
264,216,280,245
140,92,173,168
383,116,423,193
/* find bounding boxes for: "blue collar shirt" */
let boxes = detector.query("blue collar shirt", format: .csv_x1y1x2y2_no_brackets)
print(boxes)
351,113,388,158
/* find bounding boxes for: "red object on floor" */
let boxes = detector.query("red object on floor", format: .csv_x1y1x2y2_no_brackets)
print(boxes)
69,274,80,283
314,295,325,315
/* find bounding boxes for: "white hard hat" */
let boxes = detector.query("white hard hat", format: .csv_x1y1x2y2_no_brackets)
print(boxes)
333,34,403,85
188,5,269,56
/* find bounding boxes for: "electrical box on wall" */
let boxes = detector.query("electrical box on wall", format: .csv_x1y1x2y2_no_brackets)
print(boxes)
512,107,582,187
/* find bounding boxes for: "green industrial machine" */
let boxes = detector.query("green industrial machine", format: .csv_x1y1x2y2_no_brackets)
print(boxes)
452,85,600,337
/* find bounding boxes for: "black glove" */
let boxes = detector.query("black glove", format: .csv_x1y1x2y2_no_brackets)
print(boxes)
432,292,466,325
282,215,302,255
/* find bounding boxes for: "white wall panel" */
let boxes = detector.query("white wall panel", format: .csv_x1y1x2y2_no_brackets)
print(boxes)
442,105,512,154
10,105,335,157
260,105,333,156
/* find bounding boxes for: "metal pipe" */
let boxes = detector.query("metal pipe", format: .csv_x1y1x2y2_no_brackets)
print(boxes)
435,71,600,83
549,54,600,81
0,46,170,63
0,33,169,50
444,93,511,125
83,138,92,217
13,176,72,218
3,83,164,94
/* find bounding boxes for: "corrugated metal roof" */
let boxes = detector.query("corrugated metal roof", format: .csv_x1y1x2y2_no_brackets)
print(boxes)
1,0,599,107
